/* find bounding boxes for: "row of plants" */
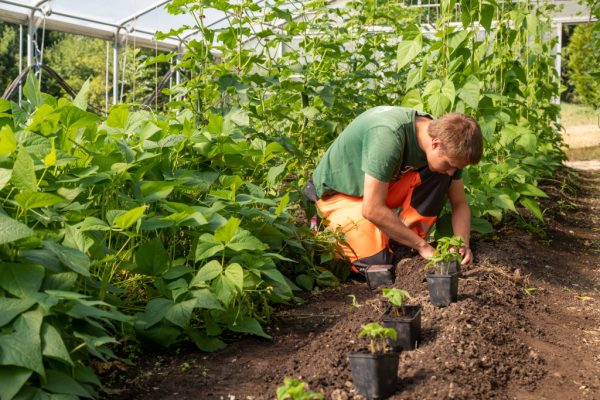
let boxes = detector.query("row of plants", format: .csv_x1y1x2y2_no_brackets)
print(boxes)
0,0,567,398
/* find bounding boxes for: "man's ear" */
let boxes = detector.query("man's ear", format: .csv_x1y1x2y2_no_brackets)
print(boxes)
431,138,442,151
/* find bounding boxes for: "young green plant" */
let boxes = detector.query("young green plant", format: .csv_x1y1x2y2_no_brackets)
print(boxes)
381,288,412,316
425,236,465,275
358,323,397,354
277,377,324,400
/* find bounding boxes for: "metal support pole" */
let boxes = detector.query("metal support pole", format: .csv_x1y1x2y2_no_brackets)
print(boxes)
554,22,562,106
113,29,120,104
176,44,182,89
19,24,22,103
105,40,109,112
27,13,33,67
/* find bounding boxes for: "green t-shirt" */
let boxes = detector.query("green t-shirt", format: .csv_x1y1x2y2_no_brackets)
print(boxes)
313,106,462,198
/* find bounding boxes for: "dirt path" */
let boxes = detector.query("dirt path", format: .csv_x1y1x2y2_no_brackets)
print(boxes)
103,169,600,400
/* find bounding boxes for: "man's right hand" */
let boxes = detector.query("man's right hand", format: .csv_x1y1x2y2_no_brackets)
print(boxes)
417,242,436,260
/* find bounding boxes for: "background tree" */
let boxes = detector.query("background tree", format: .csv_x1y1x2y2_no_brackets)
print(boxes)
563,24,600,108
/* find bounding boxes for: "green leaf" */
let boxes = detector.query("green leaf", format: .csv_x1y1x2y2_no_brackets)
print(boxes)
139,121,162,141
519,197,544,221
458,75,480,110
224,263,243,292
23,71,44,108
228,316,272,339
302,107,319,120
0,310,45,378
41,322,73,366
165,298,197,329
471,217,493,234
295,274,314,291
0,263,44,298
319,86,335,110
517,183,549,198
136,237,169,276
428,93,450,118
0,125,16,156
227,230,266,252
524,13,538,33
212,274,235,304
13,142,37,192
143,298,174,328
0,168,11,191
42,241,90,276
135,321,180,349
73,78,90,111
316,271,340,287
406,68,422,90
0,213,35,245
214,217,241,243
0,298,36,328
423,79,442,97
267,163,287,187
79,217,110,231
516,133,537,155
194,260,223,283
14,191,64,211
441,81,455,107
0,366,32,400
42,369,92,398
492,194,517,214
396,36,422,71
114,206,146,230
480,120,496,143
187,329,227,352
195,235,225,261
480,4,495,32
107,108,129,129
275,192,290,216
189,289,224,310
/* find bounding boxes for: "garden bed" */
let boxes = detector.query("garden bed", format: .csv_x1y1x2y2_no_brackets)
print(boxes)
102,169,600,399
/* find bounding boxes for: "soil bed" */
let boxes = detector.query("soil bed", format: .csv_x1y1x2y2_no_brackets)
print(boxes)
102,169,600,399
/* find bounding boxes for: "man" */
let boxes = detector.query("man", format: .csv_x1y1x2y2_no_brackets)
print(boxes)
307,106,483,277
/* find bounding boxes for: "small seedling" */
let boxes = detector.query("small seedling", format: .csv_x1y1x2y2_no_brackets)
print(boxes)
425,236,465,274
276,377,324,400
359,323,397,354
181,362,190,371
381,288,411,316
348,294,362,312
524,287,537,297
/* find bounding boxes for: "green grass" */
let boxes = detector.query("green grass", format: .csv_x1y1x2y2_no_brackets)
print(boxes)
560,102,600,127
564,145,600,161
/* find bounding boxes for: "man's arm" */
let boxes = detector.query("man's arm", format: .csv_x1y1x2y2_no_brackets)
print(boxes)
362,173,436,259
447,178,473,265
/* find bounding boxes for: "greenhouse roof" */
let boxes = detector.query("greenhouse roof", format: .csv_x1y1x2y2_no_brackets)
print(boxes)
0,0,257,52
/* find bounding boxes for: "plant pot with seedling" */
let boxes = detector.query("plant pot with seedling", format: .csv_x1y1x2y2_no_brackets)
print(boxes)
425,236,465,307
347,323,400,399
381,288,422,351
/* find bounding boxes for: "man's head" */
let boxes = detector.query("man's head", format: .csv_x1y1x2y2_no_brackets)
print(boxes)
425,113,483,176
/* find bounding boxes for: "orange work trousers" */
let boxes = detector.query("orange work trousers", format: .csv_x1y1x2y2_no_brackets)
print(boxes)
316,167,452,266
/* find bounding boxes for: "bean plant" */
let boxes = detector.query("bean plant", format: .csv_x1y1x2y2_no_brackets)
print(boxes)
359,323,397,354
382,288,412,316
277,377,324,400
425,236,465,274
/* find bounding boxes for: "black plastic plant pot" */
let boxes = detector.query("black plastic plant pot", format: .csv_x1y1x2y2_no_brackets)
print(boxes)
381,305,422,352
426,272,459,307
347,350,400,399
435,259,461,276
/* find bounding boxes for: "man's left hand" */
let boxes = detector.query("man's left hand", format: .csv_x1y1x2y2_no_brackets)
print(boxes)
458,247,473,265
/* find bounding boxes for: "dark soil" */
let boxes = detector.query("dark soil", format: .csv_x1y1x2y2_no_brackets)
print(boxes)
102,168,600,400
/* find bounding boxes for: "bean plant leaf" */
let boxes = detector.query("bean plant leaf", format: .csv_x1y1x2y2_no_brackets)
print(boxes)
492,194,517,214
107,108,129,129
267,163,287,187
224,263,244,292
136,237,169,276
188,329,227,352
396,34,422,71
470,217,493,234
14,191,64,211
458,75,480,110
195,235,225,261
0,126,16,156
41,322,73,366
227,230,266,252
165,298,197,329
214,217,241,243
193,260,223,283
517,183,548,198
0,213,35,245
114,206,146,230
0,310,45,378
0,263,44,299
228,316,272,339
0,298,36,328
42,369,92,398
0,365,32,400
23,71,44,108
189,289,224,310
73,78,90,111
295,274,314,291
406,68,422,90
43,241,90,276
12,143,37,192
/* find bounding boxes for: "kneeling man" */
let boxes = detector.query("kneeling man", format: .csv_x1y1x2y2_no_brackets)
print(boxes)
307,106,483,277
